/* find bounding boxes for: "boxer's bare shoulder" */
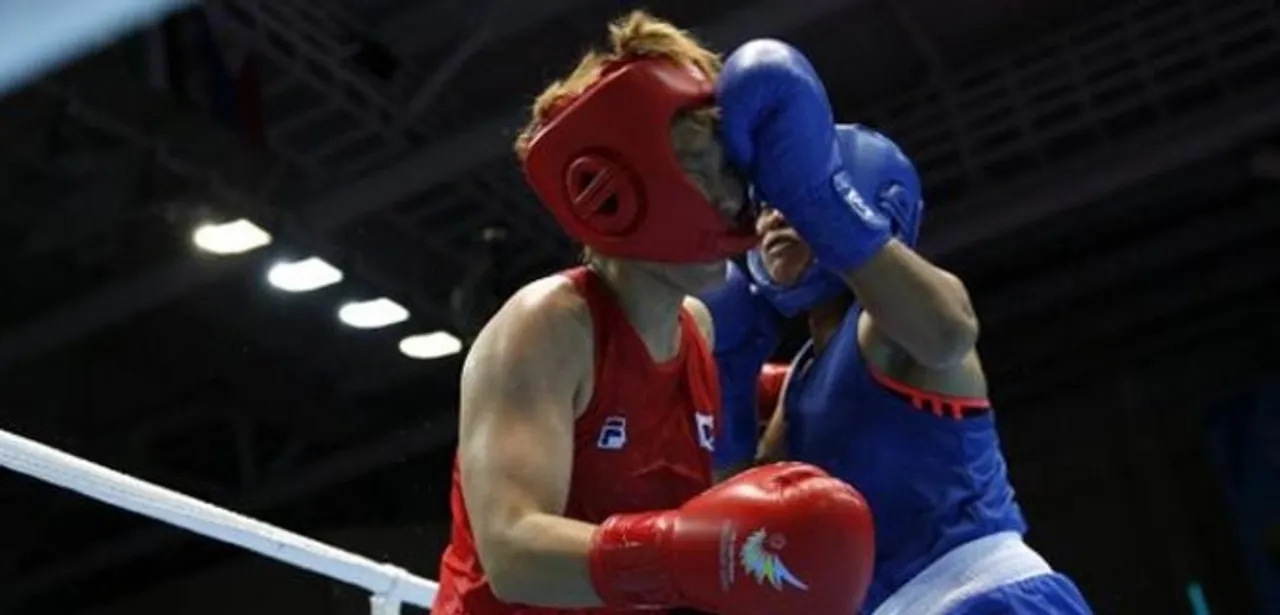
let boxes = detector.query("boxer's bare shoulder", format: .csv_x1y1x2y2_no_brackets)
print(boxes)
682,295,715,349
461,274,596,423
495,274,594,341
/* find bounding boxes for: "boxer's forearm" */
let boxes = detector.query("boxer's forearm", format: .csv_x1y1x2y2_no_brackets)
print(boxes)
840,240,978,368
485,512,603,607
718,426,788,480
756,401,788,464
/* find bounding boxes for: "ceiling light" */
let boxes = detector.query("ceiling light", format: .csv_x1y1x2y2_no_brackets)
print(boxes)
399,331,463,360
192,219,272,255
337,298,409,329
267,257,343,293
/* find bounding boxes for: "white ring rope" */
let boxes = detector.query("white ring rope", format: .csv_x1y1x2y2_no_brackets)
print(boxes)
0,428,438,613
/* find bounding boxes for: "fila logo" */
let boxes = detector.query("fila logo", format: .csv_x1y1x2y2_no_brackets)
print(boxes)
597,416,627,450
695,412,715,452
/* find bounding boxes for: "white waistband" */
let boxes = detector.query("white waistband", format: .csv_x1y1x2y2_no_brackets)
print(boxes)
871,532,1054,615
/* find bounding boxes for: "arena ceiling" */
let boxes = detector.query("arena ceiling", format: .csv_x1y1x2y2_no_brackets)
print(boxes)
0,0,1276,612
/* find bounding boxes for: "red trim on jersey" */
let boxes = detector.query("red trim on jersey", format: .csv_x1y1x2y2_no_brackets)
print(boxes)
865,363,990,420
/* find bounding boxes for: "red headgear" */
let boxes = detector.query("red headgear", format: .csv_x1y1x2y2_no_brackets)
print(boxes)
521,58,757,263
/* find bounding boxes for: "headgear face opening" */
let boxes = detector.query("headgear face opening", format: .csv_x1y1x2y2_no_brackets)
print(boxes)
521,59,758,263
747,124,925,316
746,185,924,316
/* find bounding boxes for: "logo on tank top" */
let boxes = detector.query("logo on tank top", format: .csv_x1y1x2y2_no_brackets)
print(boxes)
596,416,627,450
695,412,715,452
741,528,808,591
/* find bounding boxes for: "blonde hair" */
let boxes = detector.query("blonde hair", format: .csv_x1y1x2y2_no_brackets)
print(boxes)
513,11,722,160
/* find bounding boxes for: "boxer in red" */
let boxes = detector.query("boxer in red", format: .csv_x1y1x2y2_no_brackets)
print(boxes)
433,11,874,615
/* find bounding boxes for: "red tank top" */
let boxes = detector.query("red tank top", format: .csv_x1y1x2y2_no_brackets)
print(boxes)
434,267,721,615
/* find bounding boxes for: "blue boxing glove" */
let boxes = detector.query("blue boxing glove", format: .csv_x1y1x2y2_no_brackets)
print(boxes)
717,39,893,273
698,261,782,471
833,123,925,247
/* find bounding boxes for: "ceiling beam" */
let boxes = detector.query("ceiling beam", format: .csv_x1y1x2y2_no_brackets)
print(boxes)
0,0,857,375
0,257,247,372
978,196,1280,327
299,0,859,231
398,0,590,123
987,257,1280,374
994,294,1279,407
0,72,452,375
378,0,592,56
924,86,1280,259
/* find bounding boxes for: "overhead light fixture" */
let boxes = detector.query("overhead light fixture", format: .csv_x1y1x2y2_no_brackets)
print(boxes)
192,219,272,255
399,331,463,360
267,257,343,293
337,298,409,329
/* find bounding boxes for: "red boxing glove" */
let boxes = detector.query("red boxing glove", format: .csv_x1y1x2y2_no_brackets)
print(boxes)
756,362,790,427
588,462,874,614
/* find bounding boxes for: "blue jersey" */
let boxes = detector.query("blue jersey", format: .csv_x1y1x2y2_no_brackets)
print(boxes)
783,306,1027,611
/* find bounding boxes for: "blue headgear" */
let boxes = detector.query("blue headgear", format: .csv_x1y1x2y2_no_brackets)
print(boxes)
746,125,924,317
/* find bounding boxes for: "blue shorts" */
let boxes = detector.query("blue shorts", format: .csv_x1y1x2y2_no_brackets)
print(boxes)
948,573,1092,615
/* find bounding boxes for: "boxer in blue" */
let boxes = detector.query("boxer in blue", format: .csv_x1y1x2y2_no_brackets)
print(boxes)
701,40,1094,614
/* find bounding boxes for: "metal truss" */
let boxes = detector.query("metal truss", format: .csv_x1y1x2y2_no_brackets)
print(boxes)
870,0,1277,186
5,0,1275,376
997,292,1278,408
239,0,854,210
871,0,1280,255
0,0,861,376
243,0,1280,264
980,197,1280,326
206,0,414,172
1020,256,1277,369
0,50,450,374
203,0,567,272
0,95,141,265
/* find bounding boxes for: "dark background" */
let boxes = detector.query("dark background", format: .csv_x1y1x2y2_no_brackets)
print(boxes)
0,0,1277,613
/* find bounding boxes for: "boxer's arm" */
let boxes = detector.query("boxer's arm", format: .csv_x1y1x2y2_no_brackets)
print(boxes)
857,311,988,399
757,401,788,463
697,262,783,478
756,367,790,464
838,242,978,369
682,296,715,349
832,129,976,368
458,279,603,607
685,296,752,482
